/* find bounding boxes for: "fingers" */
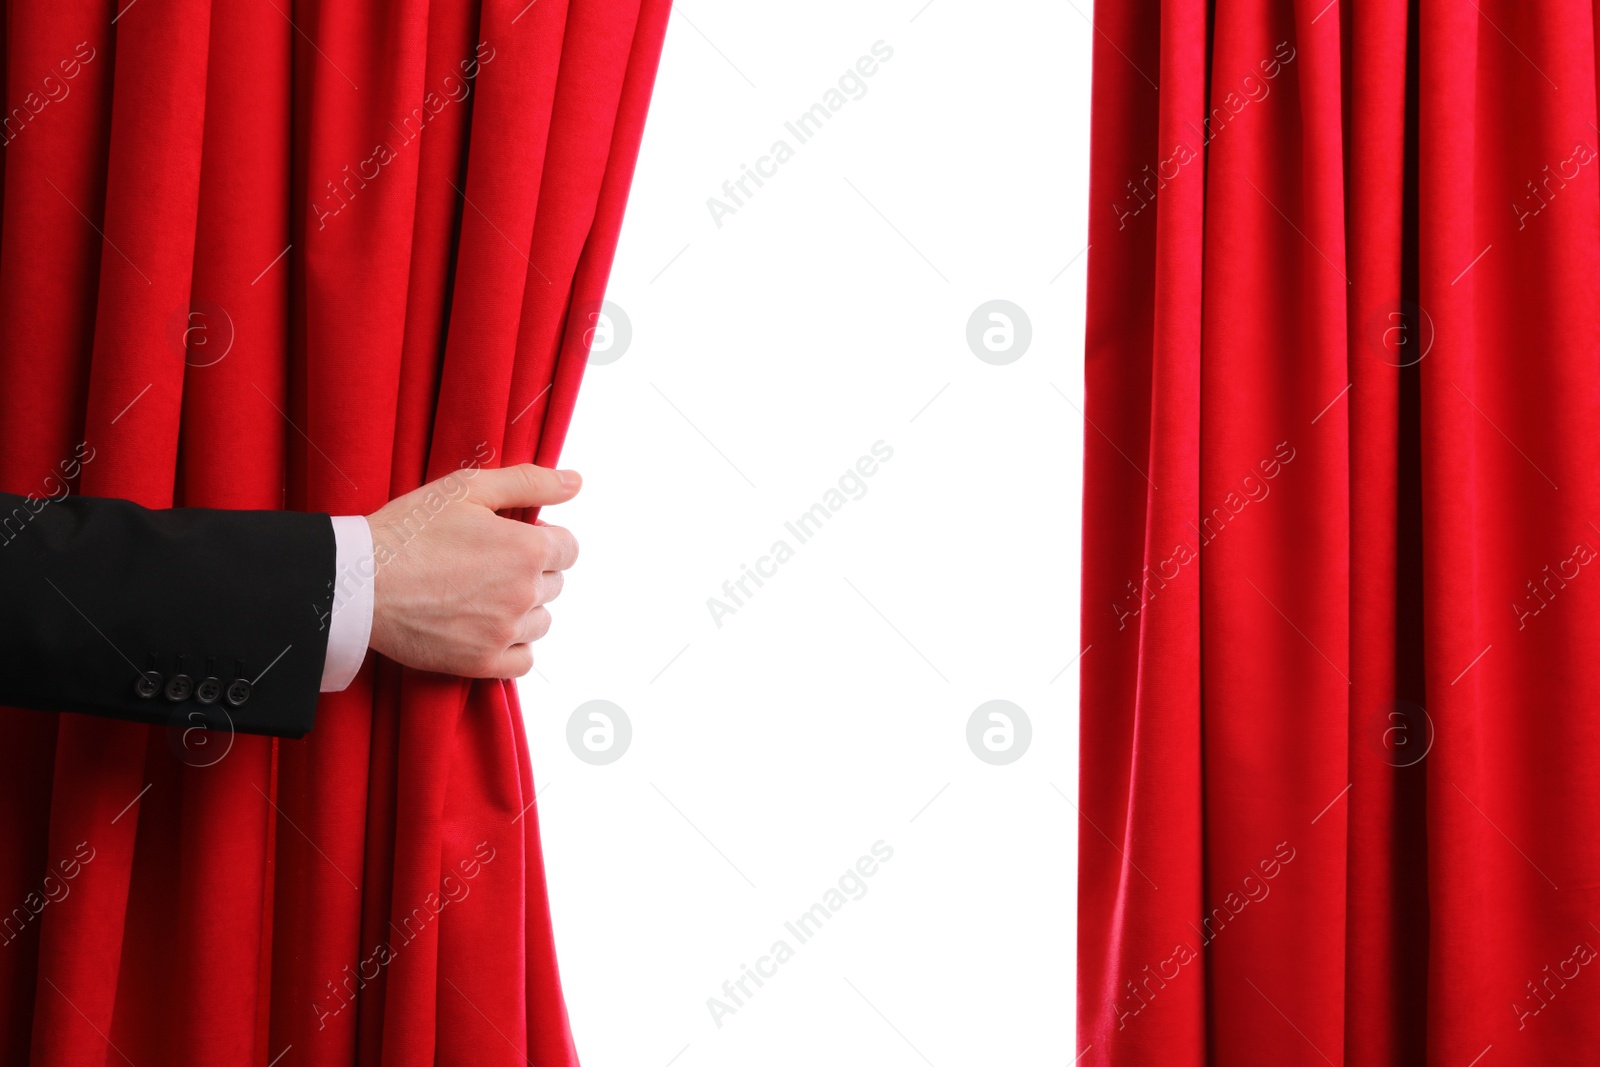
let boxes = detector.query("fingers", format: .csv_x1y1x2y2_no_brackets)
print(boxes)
366,463,581,682
467,536,566,679
477,606,549,679
518,522,579,573
515,606,552,645
489,643,535,679
463,464,581,513
534,570,564,607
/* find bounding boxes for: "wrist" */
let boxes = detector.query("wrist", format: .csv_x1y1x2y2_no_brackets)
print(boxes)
323,515,377,691
366,514,394,659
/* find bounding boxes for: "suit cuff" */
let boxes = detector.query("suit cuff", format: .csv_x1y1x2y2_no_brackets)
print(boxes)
322,515,374,692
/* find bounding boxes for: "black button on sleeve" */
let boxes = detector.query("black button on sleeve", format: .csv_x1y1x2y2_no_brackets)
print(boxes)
164,674,193,702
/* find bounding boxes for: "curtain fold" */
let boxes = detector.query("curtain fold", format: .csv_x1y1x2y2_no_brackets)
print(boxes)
1082,1,1600,1063
0,1,668,1063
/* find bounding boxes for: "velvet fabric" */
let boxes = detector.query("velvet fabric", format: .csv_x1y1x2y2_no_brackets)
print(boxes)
0,1,667,1062
1081,1,1600,1063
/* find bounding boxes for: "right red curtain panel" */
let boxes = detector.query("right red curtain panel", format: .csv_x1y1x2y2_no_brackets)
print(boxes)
1080,1,1600,1064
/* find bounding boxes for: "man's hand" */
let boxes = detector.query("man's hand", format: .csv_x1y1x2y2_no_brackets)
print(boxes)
364,464,581,679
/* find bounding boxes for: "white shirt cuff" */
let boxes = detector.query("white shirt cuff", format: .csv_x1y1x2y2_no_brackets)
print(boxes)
322,515,375,692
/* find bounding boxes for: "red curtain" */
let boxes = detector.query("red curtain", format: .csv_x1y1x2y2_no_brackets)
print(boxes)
1082,1,1600,1064
0,1,667,1063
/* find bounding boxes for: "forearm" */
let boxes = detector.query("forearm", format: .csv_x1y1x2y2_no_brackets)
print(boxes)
0,491,335,737
0,462,580,737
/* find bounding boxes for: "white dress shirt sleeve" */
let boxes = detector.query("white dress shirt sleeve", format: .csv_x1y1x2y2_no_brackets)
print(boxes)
321,515,375,692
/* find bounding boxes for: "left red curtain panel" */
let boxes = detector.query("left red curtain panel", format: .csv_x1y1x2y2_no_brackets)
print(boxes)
0,1,669,1064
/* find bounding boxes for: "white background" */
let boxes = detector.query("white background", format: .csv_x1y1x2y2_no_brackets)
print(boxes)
518,2,1091,1064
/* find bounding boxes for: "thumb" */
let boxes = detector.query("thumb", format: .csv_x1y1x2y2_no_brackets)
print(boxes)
463,464,581,512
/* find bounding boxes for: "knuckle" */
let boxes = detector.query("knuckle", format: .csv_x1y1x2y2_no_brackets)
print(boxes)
527,606,552,641
522,527,551,570
542,526,577,569
472,649,501,677
508,564,540,600
513,464,538,497
520,464,557,502
498,605,525,636
497,589,528,627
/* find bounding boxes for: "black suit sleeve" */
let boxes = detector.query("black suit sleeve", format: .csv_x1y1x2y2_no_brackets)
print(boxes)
0,491,336,738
